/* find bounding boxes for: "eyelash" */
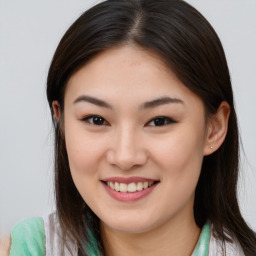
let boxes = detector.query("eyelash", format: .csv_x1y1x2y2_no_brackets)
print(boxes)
81,115,177,127
147,116,177,126
82,115,109,126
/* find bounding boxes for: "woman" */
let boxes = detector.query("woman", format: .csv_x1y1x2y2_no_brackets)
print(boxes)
3,0,256,255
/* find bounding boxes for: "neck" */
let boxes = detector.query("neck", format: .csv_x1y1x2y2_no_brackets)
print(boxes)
101,213,201,256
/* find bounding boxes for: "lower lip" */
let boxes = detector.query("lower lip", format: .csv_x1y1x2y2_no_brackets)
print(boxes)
103,182,158,202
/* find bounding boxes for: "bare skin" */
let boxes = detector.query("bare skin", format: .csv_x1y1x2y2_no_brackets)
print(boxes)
0,235,11,256
101,197,201,256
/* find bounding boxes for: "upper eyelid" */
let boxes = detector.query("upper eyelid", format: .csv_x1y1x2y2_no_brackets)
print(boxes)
149,116,175,120
147,116,176,122
146,116,177,125
82,115,109,124
81,114,105,120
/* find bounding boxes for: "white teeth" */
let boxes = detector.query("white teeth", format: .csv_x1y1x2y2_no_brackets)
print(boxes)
143,181,149,189
114,182,120,192
127,182,137,192
110,181,115,189
120,183,128,192
137,182,143,191
106,181,156,192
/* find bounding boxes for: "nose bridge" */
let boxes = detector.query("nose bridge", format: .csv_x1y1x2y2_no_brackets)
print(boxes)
117,124,136,154
108,123,146,170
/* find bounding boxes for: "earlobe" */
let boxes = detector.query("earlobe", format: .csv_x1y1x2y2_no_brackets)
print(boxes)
204,101,230,156
52,101,61,122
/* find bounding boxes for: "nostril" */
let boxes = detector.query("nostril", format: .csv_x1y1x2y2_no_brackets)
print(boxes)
106,148,148,170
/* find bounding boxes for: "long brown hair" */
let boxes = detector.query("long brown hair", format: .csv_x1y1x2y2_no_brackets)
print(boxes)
46,0,256,255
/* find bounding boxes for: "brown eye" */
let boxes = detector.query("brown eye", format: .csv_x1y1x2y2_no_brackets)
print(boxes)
147,116,177,127
82,115,108,126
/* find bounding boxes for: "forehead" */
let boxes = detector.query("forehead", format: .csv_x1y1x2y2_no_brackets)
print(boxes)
64,45,203,109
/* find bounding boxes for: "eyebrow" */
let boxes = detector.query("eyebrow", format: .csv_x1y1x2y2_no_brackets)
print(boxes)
73,95,183,109
141,97,184,109
74,95,113,109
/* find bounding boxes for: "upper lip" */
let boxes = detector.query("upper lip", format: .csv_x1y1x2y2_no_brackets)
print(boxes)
101,176,159,184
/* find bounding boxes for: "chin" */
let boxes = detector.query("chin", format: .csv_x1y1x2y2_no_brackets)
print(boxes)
100,212,165,234
106,221,155,234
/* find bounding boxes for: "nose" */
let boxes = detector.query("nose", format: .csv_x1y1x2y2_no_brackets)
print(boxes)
106,125,147,171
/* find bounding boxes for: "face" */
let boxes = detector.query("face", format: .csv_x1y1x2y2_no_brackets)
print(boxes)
63,45,209,234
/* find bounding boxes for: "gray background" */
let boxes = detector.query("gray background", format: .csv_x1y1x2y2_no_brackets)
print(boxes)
0,0,255,234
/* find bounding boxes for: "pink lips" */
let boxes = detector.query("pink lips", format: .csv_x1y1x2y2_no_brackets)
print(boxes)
101,176,159,202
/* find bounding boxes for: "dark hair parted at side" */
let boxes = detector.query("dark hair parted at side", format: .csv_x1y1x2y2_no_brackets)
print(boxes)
46,0,256,255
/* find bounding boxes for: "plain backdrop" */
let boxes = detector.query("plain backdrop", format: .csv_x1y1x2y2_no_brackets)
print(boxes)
0,0,255,234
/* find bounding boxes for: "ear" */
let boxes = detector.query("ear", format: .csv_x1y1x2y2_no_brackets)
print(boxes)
204,101,230,156
52,101,61,121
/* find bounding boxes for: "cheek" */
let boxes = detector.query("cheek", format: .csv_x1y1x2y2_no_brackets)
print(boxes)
150,124,206,191
64,123,106,207
154,134,204,170
148,131,205,217
64,122,104,177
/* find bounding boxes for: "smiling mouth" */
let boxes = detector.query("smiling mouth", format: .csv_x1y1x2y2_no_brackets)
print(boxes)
102,181,159,193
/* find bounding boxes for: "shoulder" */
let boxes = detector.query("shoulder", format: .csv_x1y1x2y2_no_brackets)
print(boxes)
0,235,11,256
9,217,45,256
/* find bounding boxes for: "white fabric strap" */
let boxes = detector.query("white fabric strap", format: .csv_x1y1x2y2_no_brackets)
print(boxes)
43,213,78,256
209,226,245,256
